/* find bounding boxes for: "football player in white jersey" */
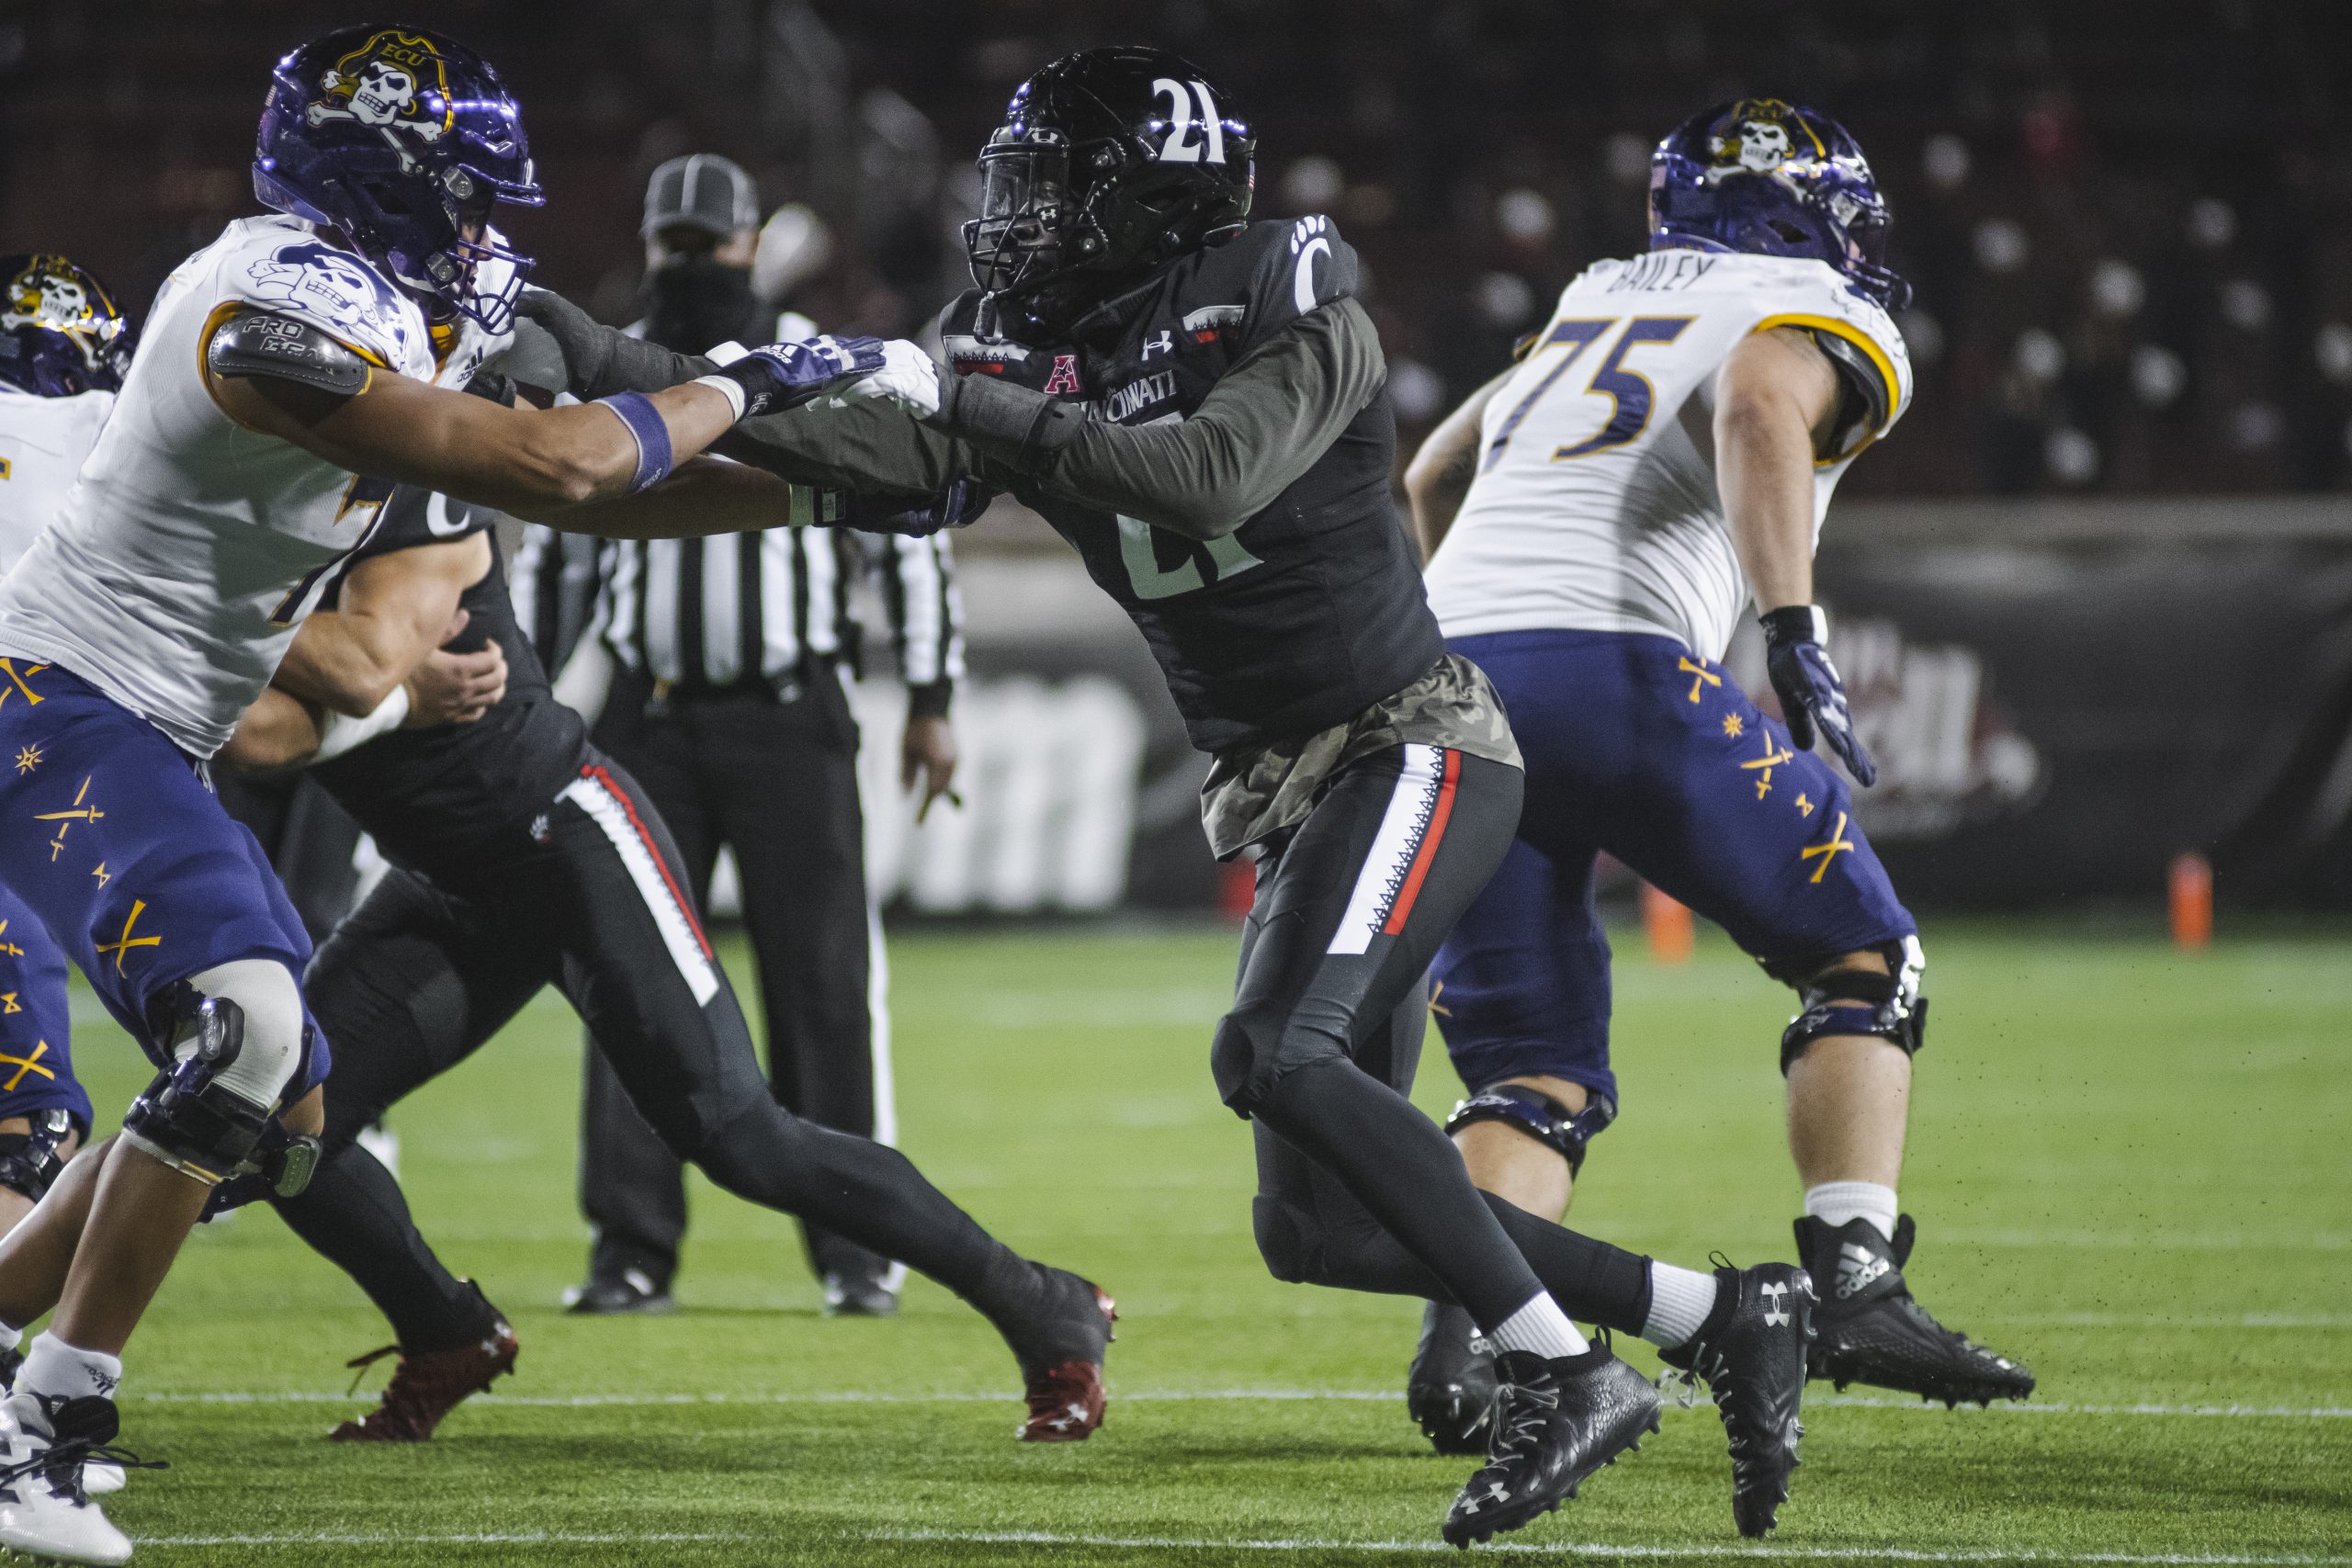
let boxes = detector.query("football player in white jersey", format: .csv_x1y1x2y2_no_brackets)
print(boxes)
0,26,880,1563
0,255,130,1249
1405,100,2033,1461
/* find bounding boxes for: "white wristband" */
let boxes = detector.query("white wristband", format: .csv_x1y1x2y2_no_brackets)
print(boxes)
313,684,410,761
689,373,747,422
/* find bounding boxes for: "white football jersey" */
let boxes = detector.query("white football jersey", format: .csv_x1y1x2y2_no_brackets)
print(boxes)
1422,252,1911,662
0,215,507,757
0,384,113,574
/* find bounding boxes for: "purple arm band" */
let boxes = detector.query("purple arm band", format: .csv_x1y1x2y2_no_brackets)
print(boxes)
597,390,673,493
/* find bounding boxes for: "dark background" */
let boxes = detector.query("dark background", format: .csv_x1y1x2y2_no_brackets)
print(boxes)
6,0,2352,497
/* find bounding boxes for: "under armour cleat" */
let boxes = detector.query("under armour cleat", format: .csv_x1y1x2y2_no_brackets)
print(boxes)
562,1266,674,1316
1658,1261,1815,1538
1008,1267,1116,1443
1797,1214,2035,1406
332,1285,518,1443
1408,1300,1498,1456
1441,1346,1659,1549
822,1267,900,1319
0,1393,158,1565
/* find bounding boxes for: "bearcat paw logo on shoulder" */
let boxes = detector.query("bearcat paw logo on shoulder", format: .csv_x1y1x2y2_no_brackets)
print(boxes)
245,242,408,355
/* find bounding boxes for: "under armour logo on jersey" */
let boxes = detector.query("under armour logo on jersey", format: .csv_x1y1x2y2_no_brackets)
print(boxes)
1836,1241,1890,1300
1140,330,1173,358
1042,354,1081,395
1760,1280,1792,1327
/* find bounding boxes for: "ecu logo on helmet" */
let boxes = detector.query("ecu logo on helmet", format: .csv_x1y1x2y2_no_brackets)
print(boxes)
1,255,119,356
1705,100,1826,181
303,29,454,171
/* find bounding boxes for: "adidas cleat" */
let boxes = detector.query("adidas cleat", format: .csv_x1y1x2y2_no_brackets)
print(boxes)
1010,1268,1116,1443
1408,1300,1498,1457
332,1284,518,1443
1797,1214,2035,1406
1658,1262,1815,1538
0,1393,159,1566
1441,1346,1658,1549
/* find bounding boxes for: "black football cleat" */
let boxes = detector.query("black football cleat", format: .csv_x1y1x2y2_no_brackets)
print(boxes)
1408,1300,1498,1457
1658,1262,1815,1538
1797,1214,2035,1406
562,1266,675,1316
1002,1265,1116,1443
822,1267,900,1319
1441,1345,1658,1549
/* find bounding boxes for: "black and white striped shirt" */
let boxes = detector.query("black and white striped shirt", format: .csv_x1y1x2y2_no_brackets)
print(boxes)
513,525,964,712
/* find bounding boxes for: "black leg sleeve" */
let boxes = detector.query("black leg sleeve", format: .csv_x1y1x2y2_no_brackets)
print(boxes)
1230,749,1655,1334
281,868,552,1347
576,698,714,1284
546,758,1035,1323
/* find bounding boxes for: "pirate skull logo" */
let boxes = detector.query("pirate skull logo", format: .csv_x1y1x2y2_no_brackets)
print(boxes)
3,259,94,333
1730,119,1793,172
303,31,449,170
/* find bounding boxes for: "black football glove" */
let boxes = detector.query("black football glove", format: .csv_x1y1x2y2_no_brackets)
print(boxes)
864,478,993,537
712,335,886,419
511,287,616,396
1760,604,1877,788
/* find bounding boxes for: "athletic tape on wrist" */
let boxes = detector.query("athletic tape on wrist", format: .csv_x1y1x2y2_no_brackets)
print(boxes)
690,373,748,422
597,389,673,492
315,684,410,761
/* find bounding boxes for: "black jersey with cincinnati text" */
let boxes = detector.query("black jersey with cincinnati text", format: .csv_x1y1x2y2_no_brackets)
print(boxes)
941,217,1443,755
308,483,586,878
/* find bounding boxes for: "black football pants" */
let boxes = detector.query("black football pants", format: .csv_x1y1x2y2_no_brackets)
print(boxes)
578,671,887,1289
268,750,1018,1350
1227,745,1654,1337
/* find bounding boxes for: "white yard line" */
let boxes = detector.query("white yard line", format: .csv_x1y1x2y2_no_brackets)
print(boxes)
146,1533,750,1547
876,1529,2352,1564
130,1389,2352,1419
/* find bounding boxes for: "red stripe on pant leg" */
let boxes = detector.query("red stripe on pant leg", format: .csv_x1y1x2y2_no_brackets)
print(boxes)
1382,749,1462,936
583,763,714,959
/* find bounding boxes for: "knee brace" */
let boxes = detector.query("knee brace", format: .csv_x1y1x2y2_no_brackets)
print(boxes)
123,966,318,1194
0,1108,78,1203
1443,1085,1616,1177
1778,938,1928,1074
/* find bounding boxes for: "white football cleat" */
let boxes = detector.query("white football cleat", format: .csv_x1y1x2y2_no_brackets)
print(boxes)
79,1461,125,1496
0,1396,134,1564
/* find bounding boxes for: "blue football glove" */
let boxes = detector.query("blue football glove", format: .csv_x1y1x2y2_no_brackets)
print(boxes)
713,334,886,418
1760,605,1877,788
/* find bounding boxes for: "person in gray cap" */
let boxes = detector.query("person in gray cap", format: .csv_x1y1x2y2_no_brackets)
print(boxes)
535,152,965,1317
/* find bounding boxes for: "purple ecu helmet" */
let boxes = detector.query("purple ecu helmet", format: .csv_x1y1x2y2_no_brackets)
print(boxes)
0,254,133,396
1648,98,1909,310
254,24,543,333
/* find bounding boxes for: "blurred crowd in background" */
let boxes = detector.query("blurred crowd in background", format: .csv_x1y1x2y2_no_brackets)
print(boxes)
5,0,2348,496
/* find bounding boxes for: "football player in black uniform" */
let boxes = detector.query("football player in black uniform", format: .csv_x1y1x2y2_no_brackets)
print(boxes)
0,442,1116,1448
515,47,1816,1542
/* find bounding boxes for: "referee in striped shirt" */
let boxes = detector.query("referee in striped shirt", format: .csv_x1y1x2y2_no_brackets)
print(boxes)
520,154,964,1317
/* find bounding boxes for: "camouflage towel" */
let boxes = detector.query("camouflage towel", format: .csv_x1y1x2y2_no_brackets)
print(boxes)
1199,652,1522,860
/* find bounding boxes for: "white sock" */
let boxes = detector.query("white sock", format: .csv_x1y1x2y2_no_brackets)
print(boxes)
1484,1290,1589,1360
17,1334,122,1407
1805,1180,1899,1244
0,1322,20,1359
1643,1261,1721,1349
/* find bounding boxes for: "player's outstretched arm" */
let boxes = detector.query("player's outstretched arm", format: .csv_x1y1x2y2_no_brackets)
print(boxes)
1405,369,1511,563
1716,326,1878,785
842,298,1386,543
513,290,975,502
207,307,879,519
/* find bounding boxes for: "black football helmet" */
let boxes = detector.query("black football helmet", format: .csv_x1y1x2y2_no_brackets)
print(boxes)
966,46,1255,336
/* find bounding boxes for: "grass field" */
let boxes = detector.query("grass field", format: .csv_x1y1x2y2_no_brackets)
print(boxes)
47,917,2352,1565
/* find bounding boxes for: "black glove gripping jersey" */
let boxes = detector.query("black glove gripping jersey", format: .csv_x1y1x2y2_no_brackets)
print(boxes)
308,482,586,877
938,217,1443,755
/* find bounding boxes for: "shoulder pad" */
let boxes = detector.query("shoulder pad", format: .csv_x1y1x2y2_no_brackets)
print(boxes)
1806,328,1892,453
205,311,372,396
1230,216,1360,353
